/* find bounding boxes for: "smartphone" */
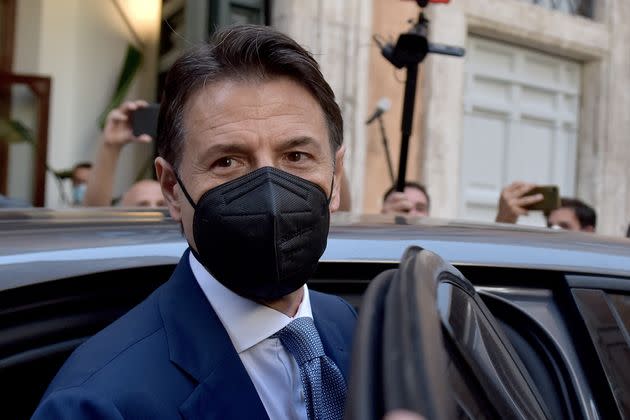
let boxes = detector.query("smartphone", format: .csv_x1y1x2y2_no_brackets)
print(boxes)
132,103,160,139
524,185,560,212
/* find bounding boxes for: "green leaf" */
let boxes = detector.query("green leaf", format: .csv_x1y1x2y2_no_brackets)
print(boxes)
0,117,36,145
98,44,144,129
53,168,74,179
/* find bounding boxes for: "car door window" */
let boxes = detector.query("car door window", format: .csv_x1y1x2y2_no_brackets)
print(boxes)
438,281,551,420
572,289,630,419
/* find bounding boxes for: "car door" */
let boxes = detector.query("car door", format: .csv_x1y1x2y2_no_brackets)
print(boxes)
567,275,630,419
345,247,552,420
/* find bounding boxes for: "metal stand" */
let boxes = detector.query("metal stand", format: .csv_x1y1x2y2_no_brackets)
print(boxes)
377,4,464,192
377,114,395,184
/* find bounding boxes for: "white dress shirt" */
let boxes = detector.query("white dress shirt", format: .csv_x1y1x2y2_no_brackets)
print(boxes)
189,253,309,420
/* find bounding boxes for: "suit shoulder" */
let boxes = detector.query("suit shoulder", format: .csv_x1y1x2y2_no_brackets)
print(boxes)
46,287,166,392
33,387,124,419
309,289,357,319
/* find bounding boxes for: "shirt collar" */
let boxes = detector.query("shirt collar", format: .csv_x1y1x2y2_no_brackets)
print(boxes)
189,252,313,353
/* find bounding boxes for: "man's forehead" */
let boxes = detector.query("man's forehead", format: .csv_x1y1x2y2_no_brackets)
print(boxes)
180,77,330,149
551,207,576,217
549,207,579,223
405,187,428,202
184,76,317,112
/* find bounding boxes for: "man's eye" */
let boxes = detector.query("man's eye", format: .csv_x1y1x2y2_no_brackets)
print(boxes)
215,157,233,168
287,152,304,162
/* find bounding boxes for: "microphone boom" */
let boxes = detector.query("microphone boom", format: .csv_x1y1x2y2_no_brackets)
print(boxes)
365,97,392,125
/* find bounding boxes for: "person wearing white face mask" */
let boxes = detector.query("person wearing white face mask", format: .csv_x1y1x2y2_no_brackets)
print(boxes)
70,162,92,206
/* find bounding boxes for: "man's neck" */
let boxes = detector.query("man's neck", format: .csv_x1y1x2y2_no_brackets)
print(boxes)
261,287,304,317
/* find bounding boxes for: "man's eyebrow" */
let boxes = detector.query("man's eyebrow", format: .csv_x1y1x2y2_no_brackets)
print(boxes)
198,137,323,163
278,136,323,151
199,143,252,162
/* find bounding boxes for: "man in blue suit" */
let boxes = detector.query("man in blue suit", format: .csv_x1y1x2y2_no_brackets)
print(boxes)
33,24,356,419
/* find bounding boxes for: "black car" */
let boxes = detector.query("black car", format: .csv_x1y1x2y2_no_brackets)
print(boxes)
1,208,629,419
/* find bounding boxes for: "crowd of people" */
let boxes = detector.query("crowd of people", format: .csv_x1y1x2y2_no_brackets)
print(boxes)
4,93,611,237
65,96,614,237
380,179,599,234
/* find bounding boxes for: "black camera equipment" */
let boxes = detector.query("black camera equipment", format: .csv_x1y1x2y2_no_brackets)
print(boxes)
375,0,465,192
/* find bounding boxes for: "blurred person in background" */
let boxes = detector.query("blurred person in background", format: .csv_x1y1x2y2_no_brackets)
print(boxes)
83,100,165,208
119,179,165,207
70,162,92,205
381,181,430,217
496,182,596,232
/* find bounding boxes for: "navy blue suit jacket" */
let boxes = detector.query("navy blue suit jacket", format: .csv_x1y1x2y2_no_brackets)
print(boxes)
33,250,357,419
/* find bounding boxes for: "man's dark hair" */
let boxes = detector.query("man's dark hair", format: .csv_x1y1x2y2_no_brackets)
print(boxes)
626,224,630,238
157,25,343,169
73,162,92,172
383,182,430,209
560,197,597,229
71,162,92,181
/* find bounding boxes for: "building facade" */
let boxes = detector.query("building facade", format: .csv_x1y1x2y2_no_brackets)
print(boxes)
3,0,629,236
364,0,630,236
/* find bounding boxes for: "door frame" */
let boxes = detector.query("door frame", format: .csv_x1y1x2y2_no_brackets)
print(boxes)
0,0,17,195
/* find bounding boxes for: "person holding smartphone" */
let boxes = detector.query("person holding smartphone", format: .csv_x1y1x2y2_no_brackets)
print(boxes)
83,100,164,207
495,182,596,232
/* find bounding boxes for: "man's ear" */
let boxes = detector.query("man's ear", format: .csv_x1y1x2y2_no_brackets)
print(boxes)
582,225,595,233
155,157,182,221
329,145,346,213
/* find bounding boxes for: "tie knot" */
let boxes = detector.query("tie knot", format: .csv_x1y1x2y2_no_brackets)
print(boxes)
276,317,324,365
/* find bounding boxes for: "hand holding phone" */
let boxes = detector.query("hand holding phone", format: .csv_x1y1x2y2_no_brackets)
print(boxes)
523,185,560,212
132,103,160,139
496,182,559,224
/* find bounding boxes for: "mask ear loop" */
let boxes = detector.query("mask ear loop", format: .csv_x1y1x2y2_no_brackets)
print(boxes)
327,174,335,205
171,170,203,259
174,171,198,210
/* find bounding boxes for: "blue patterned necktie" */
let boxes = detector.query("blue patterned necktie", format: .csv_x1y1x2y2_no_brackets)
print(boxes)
276,317,347,420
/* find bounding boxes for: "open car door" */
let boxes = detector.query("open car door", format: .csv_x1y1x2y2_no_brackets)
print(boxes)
345,246,552,419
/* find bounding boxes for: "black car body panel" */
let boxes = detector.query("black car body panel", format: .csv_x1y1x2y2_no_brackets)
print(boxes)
1,208,629,419
2,209,630,290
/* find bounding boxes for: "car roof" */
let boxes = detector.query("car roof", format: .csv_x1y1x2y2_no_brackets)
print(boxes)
1,208,629,290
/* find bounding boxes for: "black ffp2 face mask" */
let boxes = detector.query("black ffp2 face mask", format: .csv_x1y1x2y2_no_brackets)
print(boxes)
177,166,332,301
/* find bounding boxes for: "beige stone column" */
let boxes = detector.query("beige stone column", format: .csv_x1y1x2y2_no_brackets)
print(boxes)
422,2,467,219
273,0,373,213
607,0,630,236
578,0,630,235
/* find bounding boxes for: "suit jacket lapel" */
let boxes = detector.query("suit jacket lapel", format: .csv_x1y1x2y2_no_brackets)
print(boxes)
311,293,353,382
158,250,269,420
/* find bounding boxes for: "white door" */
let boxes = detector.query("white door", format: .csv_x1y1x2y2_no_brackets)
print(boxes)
460,37,580,225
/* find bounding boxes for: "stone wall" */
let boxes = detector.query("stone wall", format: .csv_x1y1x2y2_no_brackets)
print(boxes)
421,0,629,236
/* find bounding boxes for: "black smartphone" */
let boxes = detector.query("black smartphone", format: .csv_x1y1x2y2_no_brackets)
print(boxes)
524,185,560,212
132,103,160,139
